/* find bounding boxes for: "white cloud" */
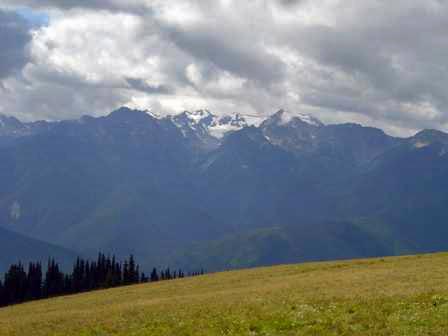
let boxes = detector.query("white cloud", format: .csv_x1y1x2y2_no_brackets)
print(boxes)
29,12,146,84
185,64,202,86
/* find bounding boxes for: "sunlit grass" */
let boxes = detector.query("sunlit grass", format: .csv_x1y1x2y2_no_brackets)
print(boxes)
1,253,448,335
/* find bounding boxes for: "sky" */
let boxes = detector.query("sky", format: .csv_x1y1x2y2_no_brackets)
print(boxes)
1,0,448,136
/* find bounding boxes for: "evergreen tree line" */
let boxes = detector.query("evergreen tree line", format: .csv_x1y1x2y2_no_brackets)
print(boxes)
0,253,204,308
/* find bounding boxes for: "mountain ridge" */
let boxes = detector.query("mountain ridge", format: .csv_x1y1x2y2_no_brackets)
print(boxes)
0,226,77,273
4,107,445,146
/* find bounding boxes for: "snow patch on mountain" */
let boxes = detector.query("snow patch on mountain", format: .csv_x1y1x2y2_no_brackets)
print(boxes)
170,110,249,139
276,109,323,127
185,109,213,124
147,110,162,119
208,114,248,138
414,141,430,149
117,107,323,141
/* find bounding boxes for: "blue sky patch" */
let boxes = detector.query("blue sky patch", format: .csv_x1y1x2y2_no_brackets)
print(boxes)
16,7,49,27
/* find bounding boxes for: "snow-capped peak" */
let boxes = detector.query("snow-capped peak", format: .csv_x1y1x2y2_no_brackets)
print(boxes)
181,109,214,125
270,109,323,127
146,109,162,119
170,110,250,139
216,113,247,127
208,113,249,138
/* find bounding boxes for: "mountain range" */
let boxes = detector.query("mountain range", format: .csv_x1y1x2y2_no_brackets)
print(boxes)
1,107,448,271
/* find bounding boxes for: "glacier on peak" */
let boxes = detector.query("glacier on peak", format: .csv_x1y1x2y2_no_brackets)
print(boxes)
272,109,323,127
170,110,249,139
114,107,323,140
169,108,323,139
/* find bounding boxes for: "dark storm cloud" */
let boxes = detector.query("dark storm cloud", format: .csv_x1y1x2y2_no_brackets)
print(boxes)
0,10,31,78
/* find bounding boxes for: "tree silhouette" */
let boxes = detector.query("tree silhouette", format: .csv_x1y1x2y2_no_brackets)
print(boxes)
0,253,197,308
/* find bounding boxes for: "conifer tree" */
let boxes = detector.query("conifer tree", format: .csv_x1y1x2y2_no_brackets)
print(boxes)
0,280,5,307
3,263,27,304
150,268,159,282
26,262,42,300
123,260,129,285
128,255,136,284
44,259,64,297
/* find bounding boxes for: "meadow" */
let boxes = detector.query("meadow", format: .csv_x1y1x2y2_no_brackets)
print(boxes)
1,253,448,335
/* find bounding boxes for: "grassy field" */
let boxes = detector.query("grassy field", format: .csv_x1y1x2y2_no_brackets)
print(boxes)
1,253,448,335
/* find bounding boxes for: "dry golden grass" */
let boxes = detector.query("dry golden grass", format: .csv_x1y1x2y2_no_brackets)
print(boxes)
1,253,448,335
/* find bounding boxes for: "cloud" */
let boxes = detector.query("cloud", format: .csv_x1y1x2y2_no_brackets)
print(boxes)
0,10,146,120
0,0,148,12
0,9,31,79
124,77,174,95
276,0,306,7
1,1,448,135
277,1,448,132
164,25,285,85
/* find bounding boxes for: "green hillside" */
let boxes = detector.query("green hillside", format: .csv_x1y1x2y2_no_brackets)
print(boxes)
1,253,448,335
